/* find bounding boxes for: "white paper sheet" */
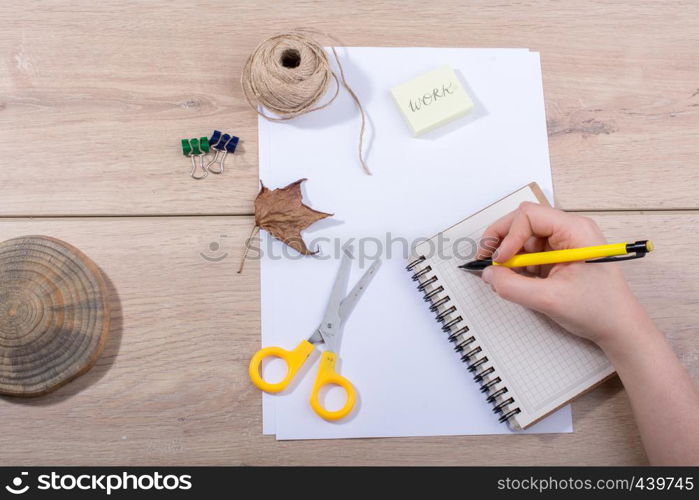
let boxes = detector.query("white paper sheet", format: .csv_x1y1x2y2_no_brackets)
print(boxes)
258,47,572,439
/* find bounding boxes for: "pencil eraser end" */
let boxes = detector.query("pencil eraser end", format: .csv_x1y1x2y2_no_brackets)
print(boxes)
390,65,474,136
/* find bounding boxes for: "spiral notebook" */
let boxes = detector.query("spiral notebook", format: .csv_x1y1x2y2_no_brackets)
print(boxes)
406,183,616,430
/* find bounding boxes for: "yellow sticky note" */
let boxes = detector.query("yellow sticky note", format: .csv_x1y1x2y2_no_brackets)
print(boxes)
390,65,474,136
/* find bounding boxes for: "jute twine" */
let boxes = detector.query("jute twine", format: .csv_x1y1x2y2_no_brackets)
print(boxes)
241,29,370,175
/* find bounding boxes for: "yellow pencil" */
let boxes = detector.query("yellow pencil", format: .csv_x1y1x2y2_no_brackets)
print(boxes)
460,240,654,270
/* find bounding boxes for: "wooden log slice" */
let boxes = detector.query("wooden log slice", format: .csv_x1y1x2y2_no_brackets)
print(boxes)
0,236,110,396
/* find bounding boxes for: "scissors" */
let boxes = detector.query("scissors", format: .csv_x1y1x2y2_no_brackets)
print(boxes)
249,246,381,421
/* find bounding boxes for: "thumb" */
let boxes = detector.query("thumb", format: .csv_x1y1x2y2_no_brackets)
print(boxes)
482,266,555,313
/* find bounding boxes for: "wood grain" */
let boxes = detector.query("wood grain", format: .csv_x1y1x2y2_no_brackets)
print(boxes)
0,0,697,467
0,213,695,465
0,236,110,396
0,1,698,215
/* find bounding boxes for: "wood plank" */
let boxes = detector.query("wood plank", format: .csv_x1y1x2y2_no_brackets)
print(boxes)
1,1,697,215
0,211,695,465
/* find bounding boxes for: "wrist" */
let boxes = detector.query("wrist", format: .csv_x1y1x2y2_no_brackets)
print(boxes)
597,306,663,362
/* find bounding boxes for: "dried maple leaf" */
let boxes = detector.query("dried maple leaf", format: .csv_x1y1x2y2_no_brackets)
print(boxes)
238,178,333,273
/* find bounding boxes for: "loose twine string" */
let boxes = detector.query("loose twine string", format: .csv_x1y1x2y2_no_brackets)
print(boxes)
241,29,370,175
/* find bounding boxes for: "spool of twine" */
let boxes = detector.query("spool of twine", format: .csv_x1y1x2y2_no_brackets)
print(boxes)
241,29,370,175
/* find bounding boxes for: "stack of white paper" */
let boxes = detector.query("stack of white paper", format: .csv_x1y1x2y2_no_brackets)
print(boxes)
258,47,571,440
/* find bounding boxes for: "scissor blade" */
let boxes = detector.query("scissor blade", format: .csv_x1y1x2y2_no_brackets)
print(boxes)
318,245,353,350
339,258,382,323
307,329,323,344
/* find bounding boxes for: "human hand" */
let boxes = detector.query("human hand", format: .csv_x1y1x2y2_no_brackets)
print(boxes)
476,202,651,348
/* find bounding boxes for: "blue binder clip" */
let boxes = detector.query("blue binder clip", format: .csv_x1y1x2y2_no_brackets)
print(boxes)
206,130,239,174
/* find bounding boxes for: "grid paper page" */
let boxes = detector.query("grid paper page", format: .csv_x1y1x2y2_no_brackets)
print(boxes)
436,250,611,414
415,185,614,426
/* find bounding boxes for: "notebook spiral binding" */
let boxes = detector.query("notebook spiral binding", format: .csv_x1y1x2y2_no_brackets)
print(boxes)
406,255,522,425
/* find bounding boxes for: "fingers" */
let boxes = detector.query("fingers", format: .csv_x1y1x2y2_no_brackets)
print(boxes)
482,266,557,314
493,203,567,262
523,237,546,276
477,211,515,259
477,202,604,263
523,235,546,253
478,203,563,260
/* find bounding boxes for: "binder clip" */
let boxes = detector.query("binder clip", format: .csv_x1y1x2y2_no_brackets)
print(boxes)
206,130,239,175
181,137,210,180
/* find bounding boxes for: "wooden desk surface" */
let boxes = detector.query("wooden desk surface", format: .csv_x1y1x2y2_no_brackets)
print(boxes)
0,1,697,465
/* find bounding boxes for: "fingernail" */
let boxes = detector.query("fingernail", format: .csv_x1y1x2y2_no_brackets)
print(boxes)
482,266,493,284
492,250,500,261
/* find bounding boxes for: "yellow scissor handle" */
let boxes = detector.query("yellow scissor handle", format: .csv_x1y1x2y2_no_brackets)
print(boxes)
309,351,356,421
248,340,315,393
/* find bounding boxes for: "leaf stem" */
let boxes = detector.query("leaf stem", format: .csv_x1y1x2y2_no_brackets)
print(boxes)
238,224,260,274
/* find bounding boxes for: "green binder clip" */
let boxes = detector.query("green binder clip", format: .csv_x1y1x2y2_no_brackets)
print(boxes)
182,137,211,180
